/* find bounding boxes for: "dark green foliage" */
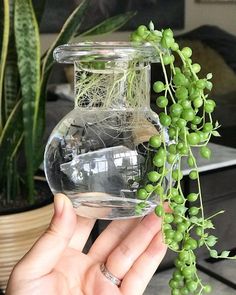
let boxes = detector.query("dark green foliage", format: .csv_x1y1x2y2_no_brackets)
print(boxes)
0,0,133,204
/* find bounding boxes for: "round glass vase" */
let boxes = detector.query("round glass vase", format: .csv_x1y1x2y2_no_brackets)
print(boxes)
44,42,168,219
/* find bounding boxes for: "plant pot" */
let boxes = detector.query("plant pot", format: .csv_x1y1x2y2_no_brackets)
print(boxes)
0,203,53,289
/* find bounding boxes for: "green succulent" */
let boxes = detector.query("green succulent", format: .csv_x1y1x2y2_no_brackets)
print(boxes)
132,22,236,295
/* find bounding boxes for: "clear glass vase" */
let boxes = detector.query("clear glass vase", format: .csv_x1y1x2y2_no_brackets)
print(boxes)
44,42,167,219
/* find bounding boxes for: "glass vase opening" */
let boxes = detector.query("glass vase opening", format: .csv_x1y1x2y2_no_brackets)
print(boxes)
44,42,168,219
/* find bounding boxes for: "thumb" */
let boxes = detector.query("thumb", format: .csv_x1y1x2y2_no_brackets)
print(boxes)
15,194,77,279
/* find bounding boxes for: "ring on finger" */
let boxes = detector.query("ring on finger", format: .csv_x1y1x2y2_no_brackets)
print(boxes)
100,263,122,287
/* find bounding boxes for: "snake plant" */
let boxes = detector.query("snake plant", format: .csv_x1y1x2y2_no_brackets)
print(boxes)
0,0,134,205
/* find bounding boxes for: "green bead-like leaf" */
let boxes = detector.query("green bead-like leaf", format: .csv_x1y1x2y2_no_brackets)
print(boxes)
210,250,218,258
212,130,221,137
203,220,215,229
206,73,213,80
206,235,218,247
220,251,230,258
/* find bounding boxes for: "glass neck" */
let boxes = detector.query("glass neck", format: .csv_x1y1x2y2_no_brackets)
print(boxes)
73,61,151,110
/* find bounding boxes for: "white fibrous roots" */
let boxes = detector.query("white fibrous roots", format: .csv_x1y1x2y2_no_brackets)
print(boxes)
72,60,160,153
74,61,150,111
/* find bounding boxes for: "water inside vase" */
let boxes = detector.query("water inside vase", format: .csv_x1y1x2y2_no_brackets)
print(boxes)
44,109,160,219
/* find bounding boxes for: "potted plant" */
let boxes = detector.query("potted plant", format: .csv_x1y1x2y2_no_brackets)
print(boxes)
0,0,134,289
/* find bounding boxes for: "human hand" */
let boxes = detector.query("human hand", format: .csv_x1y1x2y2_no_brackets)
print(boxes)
6,194,167,295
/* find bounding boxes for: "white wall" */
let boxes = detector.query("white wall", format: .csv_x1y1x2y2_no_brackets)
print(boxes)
41,0,236,53
184,0,236,35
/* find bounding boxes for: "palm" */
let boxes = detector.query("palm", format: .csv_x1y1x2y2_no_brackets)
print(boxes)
42,248,121,295
7,196,167,295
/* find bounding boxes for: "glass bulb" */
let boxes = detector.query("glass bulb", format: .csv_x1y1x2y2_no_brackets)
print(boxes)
44,42,169,219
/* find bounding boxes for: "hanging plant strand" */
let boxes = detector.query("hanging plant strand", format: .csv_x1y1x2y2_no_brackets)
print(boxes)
131,22,236,295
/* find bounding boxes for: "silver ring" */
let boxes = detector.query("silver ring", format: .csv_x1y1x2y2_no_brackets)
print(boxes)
100,263,122,287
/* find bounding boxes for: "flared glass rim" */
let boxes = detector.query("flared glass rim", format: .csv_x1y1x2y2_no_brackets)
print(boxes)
53,42,161,63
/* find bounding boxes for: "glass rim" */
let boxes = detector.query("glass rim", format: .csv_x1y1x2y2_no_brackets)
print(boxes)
53,42,161,63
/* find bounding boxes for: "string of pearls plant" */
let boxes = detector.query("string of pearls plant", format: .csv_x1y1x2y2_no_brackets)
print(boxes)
131,22,236,295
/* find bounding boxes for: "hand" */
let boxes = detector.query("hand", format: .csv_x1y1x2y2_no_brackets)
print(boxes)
6,194,167,295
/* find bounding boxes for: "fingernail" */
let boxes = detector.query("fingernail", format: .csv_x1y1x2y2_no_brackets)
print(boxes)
54,194,65,216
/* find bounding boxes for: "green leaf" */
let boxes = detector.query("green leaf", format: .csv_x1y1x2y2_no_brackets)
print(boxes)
206,73,213,80
190,216,200,224
14,0,41,202
4,50,19,118
0,0,4,54
34,0,91,167
210,250,218,258
6,144,22,201
212,130,221,137
220,251,230,258
198,239,204,247
206,235,218,247
41,0,90,75
32,78,48,172
174,205,188,215
149,21,155,31
78,11,136,37
0,0,10,131
4,0,19,119
205,81,213,91
203,220,215,229
0,99,23,179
